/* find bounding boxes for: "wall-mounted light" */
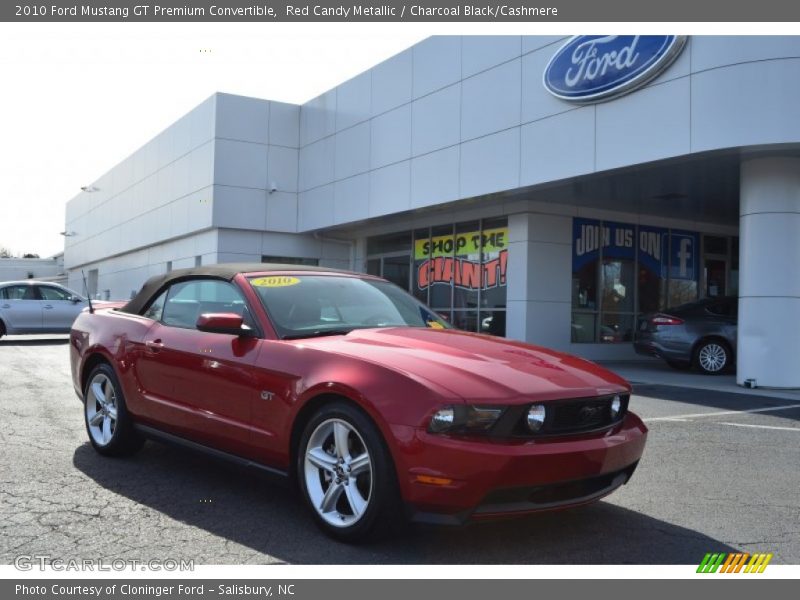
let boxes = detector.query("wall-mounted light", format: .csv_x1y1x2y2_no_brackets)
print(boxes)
81,185,100,192
60,231,78,237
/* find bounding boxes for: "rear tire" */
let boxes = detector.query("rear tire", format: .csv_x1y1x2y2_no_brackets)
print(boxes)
297,401,402,543
693,340,731,375
0,319,5,339
84,363,144,456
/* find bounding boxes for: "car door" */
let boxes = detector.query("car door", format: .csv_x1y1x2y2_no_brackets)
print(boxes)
38,285,85,331
0,284,44,332
132,278,264,458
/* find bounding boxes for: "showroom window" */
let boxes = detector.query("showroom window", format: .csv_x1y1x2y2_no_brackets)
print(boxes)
572,218,703,343
367,218,508,336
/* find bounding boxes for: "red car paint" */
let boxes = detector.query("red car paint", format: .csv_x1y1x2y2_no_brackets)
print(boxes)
70,269,647,522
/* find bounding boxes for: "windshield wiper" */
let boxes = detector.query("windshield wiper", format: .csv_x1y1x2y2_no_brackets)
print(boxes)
282,329,354,340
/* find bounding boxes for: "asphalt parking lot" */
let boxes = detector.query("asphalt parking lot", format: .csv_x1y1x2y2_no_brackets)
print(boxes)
1,335,798,565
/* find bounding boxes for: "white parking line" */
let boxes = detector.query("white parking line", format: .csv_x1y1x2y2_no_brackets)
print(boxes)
715,422,800,432
643,402,800,422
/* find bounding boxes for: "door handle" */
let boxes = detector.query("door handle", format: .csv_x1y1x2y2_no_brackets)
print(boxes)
44,305,54,310
1,304,9,309
145,339,164,353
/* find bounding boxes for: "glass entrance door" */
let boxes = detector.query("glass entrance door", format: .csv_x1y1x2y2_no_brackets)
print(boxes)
366,254,412,291
703,235,730,298
382,255,412,290
704,258,727,298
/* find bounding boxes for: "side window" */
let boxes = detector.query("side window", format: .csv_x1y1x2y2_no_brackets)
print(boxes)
39,286,72,301
143,290,168,321
161,279,255,331
2,285,36,300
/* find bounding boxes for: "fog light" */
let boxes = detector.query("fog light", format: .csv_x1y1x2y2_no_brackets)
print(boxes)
526,404,546,432
429,407,455,433
610,395,622,418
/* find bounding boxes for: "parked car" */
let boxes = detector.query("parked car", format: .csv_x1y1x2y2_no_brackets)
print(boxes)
70,263,647,542
634,296,738,374
0,280,94,338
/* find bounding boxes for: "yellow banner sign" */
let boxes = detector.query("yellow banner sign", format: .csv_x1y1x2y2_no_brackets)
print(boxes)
414,227,508,260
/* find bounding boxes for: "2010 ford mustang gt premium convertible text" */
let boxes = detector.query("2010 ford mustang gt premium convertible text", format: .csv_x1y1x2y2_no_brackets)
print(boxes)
70,264,647,541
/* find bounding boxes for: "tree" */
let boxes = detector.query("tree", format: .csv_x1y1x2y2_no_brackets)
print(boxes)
22,253,40,258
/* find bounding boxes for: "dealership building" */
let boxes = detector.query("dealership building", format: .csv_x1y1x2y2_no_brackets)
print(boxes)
63,35,800,387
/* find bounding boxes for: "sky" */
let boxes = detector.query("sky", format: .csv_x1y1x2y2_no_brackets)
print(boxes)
0,23,428,257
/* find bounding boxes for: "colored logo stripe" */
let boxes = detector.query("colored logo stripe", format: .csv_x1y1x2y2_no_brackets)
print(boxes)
697,552,773,573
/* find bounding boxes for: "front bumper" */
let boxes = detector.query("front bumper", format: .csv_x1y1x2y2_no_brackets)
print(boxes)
391,412,647,524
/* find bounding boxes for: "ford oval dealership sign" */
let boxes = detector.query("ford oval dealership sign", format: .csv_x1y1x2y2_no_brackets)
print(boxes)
544,35,687,103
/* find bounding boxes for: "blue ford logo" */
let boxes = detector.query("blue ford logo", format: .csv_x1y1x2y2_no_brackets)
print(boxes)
543,35,687,103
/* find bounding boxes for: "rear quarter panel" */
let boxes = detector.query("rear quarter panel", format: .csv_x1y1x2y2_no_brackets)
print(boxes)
685,315,738,354
70,309,156,412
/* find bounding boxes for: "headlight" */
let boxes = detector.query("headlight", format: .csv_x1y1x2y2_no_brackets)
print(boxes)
610,395,622,418
428,405,504,434
526,404,546,432
429,407,455,433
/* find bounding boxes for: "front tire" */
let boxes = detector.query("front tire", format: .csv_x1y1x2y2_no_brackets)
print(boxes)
694,340,731,375
84,363,144,456
297,401,401,542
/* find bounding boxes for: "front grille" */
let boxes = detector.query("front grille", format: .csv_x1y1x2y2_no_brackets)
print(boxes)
539,394,629,436
550,398,614,433
489,394,629,438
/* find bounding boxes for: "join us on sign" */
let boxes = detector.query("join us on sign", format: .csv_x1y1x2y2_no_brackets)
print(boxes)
572,218,699,281
575,223,662,260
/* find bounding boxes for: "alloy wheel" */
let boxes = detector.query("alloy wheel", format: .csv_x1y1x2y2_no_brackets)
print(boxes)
85,373,118,446
698,343,727,373
303,418,373,528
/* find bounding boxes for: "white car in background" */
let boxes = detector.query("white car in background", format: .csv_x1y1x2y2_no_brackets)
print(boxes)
0,281,95,338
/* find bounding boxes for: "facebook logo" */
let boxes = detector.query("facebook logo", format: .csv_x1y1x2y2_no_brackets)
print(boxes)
669,232,697,280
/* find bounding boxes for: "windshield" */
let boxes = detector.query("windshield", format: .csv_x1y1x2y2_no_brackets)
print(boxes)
248,274,451,339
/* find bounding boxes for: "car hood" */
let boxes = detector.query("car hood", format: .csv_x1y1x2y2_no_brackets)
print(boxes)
293,328,629,403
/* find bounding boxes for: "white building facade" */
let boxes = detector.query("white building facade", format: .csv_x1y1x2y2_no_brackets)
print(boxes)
0,253,65,283
64,35,800,387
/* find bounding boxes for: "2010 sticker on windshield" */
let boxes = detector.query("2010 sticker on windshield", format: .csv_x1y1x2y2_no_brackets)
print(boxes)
251,276,300,288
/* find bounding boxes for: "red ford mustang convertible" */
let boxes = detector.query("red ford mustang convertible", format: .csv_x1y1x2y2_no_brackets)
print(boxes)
70,264,647,541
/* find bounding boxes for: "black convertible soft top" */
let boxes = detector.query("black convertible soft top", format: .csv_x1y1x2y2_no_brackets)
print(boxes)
120,262,354,315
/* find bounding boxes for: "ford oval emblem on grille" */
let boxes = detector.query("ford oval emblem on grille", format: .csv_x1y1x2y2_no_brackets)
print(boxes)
543,35,687,103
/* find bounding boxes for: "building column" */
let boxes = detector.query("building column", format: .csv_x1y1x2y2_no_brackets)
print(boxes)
505,212,572,349
738,157,800,388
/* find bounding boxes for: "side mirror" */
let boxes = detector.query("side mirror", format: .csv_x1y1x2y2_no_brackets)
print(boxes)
196,313,252,337
70,295,82,304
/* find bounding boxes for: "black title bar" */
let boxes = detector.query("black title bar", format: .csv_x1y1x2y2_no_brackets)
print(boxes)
3,0,800,22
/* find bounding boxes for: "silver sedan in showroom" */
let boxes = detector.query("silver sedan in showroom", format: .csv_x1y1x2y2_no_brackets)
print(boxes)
0,281,94,338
